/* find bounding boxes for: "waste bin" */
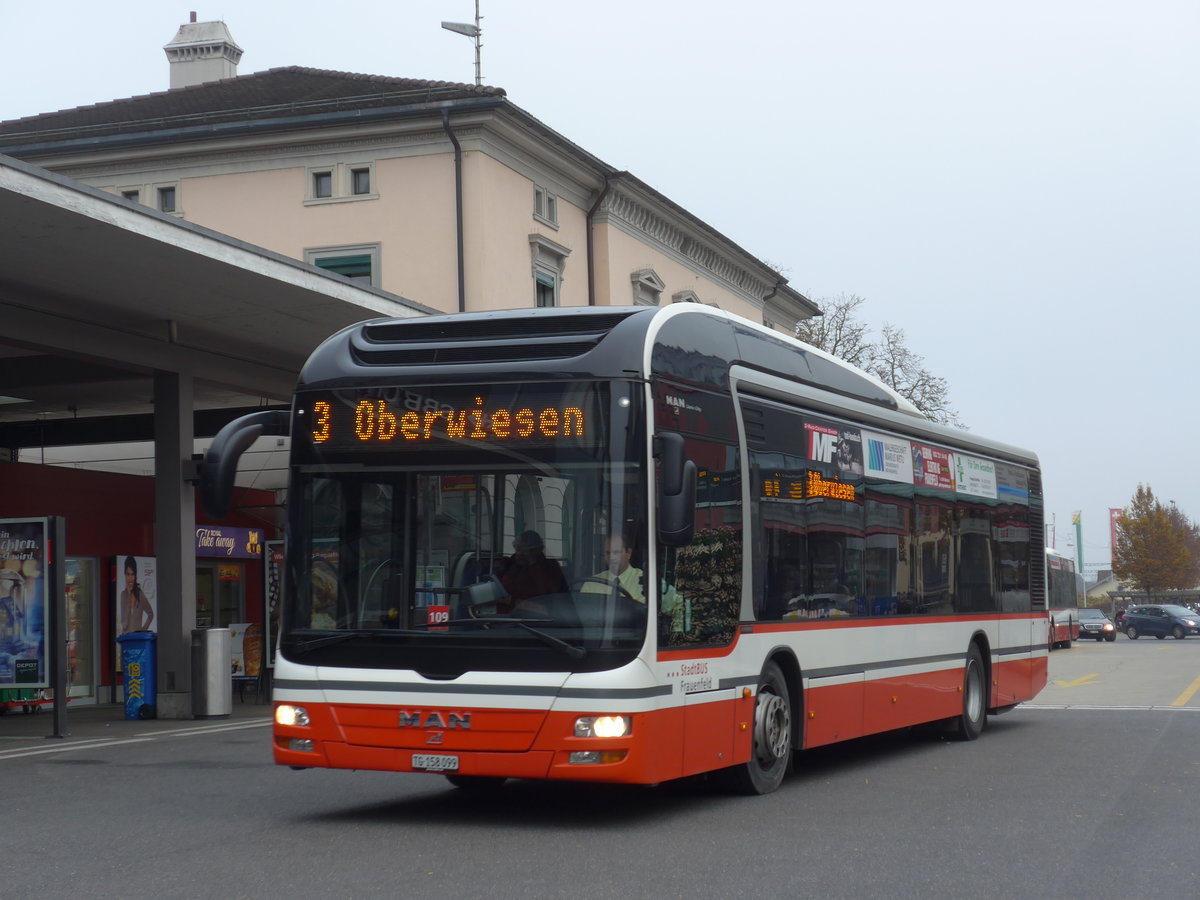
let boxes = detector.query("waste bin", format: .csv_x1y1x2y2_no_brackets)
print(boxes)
116,631,157,720
191,627,232,718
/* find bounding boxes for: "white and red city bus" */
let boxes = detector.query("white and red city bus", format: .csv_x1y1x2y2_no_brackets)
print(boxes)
203,305,1048,794
1045,548,1081,649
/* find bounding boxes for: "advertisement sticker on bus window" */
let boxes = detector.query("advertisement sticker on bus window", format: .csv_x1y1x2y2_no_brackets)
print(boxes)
912,443,955,490
954,454,998,499
862,430,914,483
804,420,864,477
994,461,1031,504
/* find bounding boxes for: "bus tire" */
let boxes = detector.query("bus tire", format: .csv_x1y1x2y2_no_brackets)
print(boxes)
728,661,792,795
953,644,987,741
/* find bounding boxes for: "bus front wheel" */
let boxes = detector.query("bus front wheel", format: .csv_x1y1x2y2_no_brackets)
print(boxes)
727,661,792,795
953,645,987,741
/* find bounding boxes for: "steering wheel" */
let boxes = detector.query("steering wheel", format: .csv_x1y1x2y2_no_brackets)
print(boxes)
570,577,637,603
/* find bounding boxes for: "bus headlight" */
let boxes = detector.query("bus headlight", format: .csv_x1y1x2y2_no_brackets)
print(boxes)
574,715,631,738
275,704,310,727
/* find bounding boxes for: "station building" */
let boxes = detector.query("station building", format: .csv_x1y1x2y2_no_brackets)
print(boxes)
0,16,817,717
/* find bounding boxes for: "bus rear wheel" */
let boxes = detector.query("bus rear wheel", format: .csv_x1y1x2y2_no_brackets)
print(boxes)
727,661,792,795
953,644,987,741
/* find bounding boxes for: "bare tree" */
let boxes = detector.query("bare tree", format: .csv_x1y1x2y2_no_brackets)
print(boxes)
796,295,963,427
795,293,873,368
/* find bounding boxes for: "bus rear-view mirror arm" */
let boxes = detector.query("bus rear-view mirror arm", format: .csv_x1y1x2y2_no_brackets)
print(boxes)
654,431,696,546
200,409,291,519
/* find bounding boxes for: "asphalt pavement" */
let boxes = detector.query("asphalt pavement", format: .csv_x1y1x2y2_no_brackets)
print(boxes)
0,694,271,747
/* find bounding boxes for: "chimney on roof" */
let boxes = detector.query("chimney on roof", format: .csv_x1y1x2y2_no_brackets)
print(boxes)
163,17,243,90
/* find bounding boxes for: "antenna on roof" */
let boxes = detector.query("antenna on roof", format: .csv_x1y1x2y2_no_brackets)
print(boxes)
441,0,483,86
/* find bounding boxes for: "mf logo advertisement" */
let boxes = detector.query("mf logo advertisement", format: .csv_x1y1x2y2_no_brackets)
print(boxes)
806,420,865,476
0,518,48,689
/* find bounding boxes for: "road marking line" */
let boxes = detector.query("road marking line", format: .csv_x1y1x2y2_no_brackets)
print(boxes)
1053,674,1099,687
134,720,271,738
0,737,154,760
1170,675,1200,707
0,720,271,761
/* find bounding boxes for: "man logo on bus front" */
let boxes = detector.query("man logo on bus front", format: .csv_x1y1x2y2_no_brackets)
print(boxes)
398,711,472,729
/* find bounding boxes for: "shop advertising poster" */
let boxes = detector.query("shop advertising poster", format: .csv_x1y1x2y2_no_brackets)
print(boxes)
230,622,263,677
114,555,157,637
0,518,48,689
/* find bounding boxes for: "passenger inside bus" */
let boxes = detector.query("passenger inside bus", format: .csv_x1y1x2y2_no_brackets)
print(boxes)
492,530,568,613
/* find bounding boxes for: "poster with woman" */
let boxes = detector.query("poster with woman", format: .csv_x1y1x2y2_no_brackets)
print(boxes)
114,555,157,636
0,518,48,689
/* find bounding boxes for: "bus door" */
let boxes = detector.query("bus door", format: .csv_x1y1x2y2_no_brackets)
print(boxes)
657,431,743,776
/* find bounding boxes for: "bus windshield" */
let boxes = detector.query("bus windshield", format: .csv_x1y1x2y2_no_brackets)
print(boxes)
279,381,650,676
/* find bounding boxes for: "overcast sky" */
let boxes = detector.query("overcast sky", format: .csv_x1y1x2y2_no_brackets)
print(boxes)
5,1,1198,573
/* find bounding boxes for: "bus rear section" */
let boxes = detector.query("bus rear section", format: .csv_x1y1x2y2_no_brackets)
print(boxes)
1046,549,1080,648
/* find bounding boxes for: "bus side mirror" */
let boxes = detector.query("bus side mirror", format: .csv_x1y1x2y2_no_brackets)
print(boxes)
655,432,696,546
200,409,291,519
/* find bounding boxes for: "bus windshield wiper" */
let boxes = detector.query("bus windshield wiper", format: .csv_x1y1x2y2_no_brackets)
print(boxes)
291,628,422,655
437,617,587,660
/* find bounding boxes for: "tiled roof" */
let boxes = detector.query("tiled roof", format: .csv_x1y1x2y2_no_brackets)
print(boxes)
0,66,506,141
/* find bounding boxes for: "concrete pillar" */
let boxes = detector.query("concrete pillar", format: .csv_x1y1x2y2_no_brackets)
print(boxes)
153,369,197,718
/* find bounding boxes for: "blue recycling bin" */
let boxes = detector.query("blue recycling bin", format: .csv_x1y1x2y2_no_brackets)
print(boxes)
117,631,157,720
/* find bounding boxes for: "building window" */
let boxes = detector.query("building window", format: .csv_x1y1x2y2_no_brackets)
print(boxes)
534,270,557,307
671,290,702,304
306,163,377,204
121,189,140,203
316,255,371,279
529,234,571,308
631,269,666,306
305,243,382,287
157,186,178,213
534,185,558,227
